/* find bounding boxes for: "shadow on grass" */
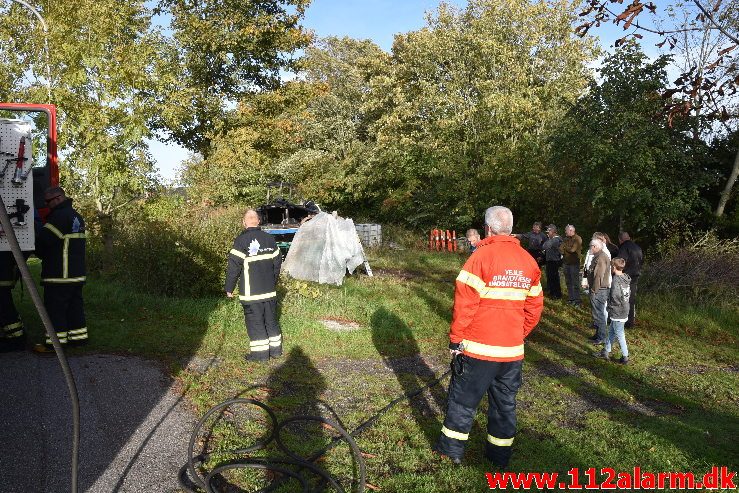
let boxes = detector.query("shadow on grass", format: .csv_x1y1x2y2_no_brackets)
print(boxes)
370,307,447,450
2,232,220,492
524,313,739,471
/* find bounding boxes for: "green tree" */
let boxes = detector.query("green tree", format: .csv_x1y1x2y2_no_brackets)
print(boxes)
0,0,162,263
182,36,391,211
550,42,710,233
364,0,595,228
151,0,312,156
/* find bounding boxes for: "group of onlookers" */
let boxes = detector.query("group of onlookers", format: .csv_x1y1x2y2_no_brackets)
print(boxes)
515,222,643,364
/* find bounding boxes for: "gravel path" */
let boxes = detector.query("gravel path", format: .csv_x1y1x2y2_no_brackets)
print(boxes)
0,352,196,493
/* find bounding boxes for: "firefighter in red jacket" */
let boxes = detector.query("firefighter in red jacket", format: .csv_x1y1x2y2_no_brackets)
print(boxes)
435,206,544,467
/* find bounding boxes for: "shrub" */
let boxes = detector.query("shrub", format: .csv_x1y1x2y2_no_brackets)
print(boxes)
641,231,739,306
92,199,244,297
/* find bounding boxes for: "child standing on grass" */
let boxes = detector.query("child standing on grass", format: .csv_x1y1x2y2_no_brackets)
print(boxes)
595,257,631,364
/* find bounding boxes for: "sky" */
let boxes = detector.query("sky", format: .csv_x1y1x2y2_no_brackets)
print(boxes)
151,0,673,182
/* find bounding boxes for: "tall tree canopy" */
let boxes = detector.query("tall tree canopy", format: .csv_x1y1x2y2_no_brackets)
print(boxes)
550,42,710,233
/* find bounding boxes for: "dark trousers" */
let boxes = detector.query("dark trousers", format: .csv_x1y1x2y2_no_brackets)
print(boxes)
563,264,581,303
0,286,23,340
44,283,87,344
243,299,282,360
545,261,562,298
436,357,522,466
527,249,544,266
627,276,638,326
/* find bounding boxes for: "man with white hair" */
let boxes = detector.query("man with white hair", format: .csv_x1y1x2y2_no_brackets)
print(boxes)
435,206,544,467
585,239,610,345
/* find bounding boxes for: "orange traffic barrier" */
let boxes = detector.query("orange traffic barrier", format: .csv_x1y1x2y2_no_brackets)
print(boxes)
452,231,457,252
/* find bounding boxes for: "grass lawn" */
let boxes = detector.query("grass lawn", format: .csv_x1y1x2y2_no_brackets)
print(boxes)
15,252,739,492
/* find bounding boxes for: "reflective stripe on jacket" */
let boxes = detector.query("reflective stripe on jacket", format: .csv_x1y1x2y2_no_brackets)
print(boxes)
35,199,87,284
450,235,544,362
225,227,282,304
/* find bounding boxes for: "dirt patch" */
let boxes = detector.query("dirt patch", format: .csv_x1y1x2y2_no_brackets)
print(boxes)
373,268,424,280
180,355,222,375
320,317,362,332
317,355,448,377
554,391,684,430
529,361,583,378
646,364,739,375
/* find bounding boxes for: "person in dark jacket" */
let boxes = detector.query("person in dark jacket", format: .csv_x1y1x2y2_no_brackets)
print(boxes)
515,222,547,264
603,233,619,258
594,257,631,364
33,187,88,352
225,209,283,362
0,251,24,350
542,224,563,299
617,232,643,328
560,224,583,306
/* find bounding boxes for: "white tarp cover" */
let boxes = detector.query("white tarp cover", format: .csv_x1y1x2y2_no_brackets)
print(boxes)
282,212,365,286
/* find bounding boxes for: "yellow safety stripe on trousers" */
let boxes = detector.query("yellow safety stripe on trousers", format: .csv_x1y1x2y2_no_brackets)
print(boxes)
42,277,86,283
46,331,68,344
456,270,486,292
487,435,514,446
269,334,282,347
3,321,24,338
441,426,469,441
68,328,88,340
462,340,524,358
527,283,543,297
250,338,269,349
2,321,23,331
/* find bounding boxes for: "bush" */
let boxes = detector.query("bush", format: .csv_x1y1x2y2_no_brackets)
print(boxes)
641,231,739,306
92,198,244,297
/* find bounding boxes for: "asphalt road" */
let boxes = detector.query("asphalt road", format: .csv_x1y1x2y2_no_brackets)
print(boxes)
0,352,196,493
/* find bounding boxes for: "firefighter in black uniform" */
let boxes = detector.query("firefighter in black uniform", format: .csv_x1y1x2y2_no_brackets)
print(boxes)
0,251,25,350
33,186,88,352
225,209,283,362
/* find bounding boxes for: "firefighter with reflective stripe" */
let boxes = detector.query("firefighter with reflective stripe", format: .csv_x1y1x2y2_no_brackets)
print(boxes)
0,251,25,350
33,187,88,352
435,206,544,467
225,209,283,362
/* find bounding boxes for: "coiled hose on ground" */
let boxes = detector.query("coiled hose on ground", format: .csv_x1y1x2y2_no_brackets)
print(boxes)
179,367,452,493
